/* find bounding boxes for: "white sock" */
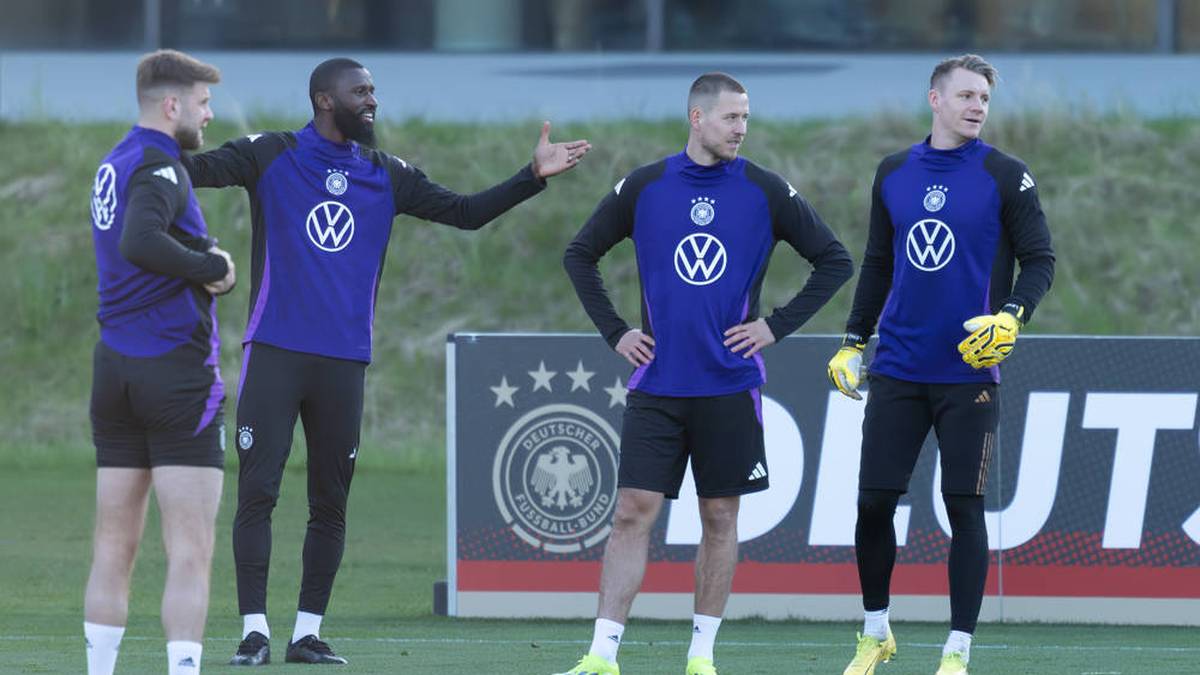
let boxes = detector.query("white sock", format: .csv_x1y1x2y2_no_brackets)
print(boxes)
587,618,624,663
292,611,323,642
863,608,890,640
687,614,722,660
944,630,972,662
84,622,124,675
242,613,270,640
167,640,202,674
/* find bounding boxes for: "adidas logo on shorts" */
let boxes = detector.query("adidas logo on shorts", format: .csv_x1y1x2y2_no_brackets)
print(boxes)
748,461,767,481
975,390,992,404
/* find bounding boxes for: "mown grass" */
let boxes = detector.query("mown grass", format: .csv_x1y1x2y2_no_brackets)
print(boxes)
2,113,1198,464
4,465,1194,673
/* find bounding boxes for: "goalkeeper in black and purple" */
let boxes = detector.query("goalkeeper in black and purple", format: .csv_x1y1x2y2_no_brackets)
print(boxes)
830,54,1055,675
181,57,591,666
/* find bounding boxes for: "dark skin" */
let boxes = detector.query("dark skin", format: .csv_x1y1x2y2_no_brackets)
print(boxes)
313,67,377,146
311,67,592,178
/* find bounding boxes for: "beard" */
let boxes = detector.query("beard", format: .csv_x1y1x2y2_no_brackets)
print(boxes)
333,102,376,147
175,122,203,151
703,137,738,162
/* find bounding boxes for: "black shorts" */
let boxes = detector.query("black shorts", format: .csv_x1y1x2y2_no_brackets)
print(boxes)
90,340,225,469
619,388,767,499
859,373,998,496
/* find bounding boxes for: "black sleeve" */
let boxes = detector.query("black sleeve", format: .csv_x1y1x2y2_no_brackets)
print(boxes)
563,180,636,348
995,160,1055,322
763,181,854,340
118,163,228,284
846,155,904,340
180,133,269,188
389,157,546,230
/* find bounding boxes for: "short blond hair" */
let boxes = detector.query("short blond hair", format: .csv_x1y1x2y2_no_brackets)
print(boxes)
136,49,220,104
687,72,746,115
930,54,997,90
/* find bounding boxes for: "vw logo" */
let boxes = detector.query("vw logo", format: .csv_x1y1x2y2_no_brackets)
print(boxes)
905,218,955,272
674,233,727,285
91,163,117,231
305,201,355,252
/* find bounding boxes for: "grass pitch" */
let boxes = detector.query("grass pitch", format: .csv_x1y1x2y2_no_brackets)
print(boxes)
2,461,1193,673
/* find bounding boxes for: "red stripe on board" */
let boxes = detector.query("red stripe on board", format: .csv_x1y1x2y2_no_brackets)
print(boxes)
456,561,1200,598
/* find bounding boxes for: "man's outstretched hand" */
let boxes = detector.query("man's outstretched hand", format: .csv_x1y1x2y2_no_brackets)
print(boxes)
531,121,592,179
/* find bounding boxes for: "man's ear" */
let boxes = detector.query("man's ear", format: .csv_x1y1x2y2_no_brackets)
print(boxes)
161,94,180,121
314,91,333,112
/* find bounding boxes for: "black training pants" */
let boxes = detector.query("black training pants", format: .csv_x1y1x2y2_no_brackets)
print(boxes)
232,342,365,616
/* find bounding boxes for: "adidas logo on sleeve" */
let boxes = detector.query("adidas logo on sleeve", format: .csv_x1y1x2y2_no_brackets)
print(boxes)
152,166,178,184
1018,171,1035,192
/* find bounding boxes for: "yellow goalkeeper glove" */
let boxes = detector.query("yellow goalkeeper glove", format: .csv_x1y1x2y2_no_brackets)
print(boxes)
958,303,1025,369
827,334,867,400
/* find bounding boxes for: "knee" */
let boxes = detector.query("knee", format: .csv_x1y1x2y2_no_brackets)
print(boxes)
164,528,216,571
611,492,660,533
943,494,986,534
698,498,739,539
857,489,901,524
92,530,141,574
308,499,347,532
237,478,281,513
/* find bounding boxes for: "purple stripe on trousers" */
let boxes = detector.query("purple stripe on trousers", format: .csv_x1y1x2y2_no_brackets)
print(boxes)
194,297,224,436
750,387,763,426
244,242,271,342
237,343,253,397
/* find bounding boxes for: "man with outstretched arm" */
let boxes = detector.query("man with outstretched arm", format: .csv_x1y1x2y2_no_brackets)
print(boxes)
182,57,591,666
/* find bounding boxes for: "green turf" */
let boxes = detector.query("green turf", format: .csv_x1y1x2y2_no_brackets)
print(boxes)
2,463,1194,673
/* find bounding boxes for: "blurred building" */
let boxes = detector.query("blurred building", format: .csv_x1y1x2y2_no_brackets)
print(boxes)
1,0,1197,53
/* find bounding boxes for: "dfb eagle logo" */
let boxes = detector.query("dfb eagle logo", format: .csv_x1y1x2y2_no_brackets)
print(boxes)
530,446,593,509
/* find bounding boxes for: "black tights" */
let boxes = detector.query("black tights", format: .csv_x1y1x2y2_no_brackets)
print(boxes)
856,489,988,633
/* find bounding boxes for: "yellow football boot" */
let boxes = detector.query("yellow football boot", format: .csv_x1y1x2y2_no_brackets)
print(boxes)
842,630,897,675
935,652,968,674
553,653,619,675
685,655,717,675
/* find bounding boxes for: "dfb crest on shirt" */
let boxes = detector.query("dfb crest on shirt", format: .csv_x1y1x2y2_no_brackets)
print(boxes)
923,184,948,212
91,163,117,231
325,169,349,196
493,403,619,552
689,196,716,226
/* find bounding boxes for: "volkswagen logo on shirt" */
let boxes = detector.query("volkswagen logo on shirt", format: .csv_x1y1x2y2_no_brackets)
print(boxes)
674,232,727,285
905,218,955,271
305,201,355,252
91,163,117,231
